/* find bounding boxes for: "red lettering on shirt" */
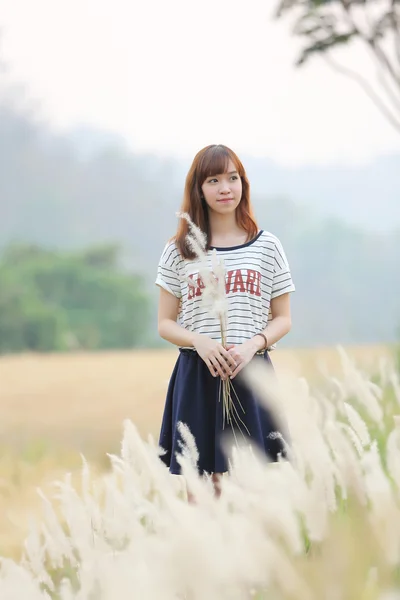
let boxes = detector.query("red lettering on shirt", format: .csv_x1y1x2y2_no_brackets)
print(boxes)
188,269,262,299
232,269,245,293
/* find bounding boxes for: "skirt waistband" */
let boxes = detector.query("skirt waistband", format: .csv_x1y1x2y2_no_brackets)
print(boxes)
179,347,267,357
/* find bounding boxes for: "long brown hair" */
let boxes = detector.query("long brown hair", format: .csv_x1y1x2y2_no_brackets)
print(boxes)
174,144,258,260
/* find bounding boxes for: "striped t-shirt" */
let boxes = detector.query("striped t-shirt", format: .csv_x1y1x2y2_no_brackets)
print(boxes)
155,230,295,348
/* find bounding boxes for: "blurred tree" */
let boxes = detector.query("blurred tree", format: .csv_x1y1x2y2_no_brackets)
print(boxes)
0,262,66,352
275,0,400,133
74,243,122,269
0,244,151,354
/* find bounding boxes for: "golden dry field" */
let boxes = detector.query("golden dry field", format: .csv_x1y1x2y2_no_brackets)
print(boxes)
0,344,395,559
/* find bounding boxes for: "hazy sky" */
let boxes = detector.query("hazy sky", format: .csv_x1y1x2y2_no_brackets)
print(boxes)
2,0,400,167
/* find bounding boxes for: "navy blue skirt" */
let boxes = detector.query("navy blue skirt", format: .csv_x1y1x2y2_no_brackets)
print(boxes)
159,349,289,475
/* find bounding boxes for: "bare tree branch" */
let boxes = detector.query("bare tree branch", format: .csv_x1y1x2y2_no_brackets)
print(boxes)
376,63,400,114
370,38,400,87
339,0,400,87
390,0,400,65
323,53,400,133
274,0,400,134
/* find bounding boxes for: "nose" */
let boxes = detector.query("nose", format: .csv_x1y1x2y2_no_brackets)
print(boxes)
219,181,231,194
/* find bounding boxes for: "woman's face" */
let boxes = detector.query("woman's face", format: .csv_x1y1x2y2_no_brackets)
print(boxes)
201,159,243,216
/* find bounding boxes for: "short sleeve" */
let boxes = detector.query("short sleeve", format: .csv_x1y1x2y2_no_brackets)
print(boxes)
155,241,182,299
271,237,296,299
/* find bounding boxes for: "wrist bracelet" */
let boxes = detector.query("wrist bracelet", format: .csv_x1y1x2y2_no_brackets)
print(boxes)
255,332,268,350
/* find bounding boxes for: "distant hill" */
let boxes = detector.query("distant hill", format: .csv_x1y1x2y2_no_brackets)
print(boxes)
245,153,400,233
66,126,400,232
166,151,400,234
66,125,400,232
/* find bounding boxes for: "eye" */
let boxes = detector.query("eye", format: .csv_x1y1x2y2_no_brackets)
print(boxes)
231,175,239,181
208,178,218,183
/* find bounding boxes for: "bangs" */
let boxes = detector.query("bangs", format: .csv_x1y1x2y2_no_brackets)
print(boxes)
197,145,240,182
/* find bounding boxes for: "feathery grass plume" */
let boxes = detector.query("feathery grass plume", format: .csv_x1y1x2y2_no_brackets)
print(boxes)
177,421,199,469
386,417,400,489
361,440,400,566
339,422,364,457
241,359,339,541
0,558,51,600
175,432,216,507
4,356,400,597
390,371,400,406
21,519,55,592
32,487,76,570
239,359,287,433
343,402,371,448
337,345,384,424
325,417,368,507
176,211,247,436
223,443,307,557
377,355,394,389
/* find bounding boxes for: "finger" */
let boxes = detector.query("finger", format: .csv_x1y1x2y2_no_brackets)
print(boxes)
210,356,227,380
230,362,245,380
205,359,217,378
215,354,235,377
219,347,237,369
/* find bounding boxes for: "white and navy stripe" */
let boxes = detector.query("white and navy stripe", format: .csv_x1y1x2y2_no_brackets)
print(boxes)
155,230,295,348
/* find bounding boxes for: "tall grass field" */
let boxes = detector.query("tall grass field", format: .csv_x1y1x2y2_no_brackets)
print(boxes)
0,344,399,599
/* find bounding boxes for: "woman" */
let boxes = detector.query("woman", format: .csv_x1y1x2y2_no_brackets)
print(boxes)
155,144,295,493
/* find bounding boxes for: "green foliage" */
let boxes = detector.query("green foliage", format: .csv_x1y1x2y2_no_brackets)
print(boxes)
0,243,151,354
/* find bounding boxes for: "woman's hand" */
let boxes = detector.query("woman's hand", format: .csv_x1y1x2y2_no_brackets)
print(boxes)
226,339,260,379
193,334,237,380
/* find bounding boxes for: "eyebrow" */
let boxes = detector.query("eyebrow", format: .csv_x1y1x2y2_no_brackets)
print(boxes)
208,171,238,177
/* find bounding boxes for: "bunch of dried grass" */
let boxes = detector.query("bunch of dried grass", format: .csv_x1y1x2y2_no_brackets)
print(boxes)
177,212,248,437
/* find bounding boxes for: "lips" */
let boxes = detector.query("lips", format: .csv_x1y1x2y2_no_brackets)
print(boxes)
217,197,234,202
